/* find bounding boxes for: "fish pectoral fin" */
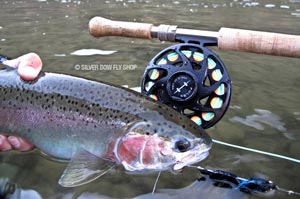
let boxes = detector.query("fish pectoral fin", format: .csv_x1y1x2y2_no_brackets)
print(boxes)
58,149,115,187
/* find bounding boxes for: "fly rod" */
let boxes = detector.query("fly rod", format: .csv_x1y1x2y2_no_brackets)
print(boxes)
89,16,300,58
88,17,300,165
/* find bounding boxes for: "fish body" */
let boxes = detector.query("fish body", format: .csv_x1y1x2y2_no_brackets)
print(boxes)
0,69,212,186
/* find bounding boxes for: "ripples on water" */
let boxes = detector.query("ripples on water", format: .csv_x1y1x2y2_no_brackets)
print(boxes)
0,0,299,199
230,109,287,132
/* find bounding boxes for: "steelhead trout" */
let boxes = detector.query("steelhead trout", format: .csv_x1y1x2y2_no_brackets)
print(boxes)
0,68,212,187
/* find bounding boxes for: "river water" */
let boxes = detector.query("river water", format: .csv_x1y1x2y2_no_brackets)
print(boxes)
0,0,299,199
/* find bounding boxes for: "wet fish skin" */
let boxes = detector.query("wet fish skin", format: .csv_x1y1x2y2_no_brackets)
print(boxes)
0,69,212,186
0,69,211,158
0,69,139,159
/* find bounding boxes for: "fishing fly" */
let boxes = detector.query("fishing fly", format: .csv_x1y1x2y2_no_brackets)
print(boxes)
188,166,300,196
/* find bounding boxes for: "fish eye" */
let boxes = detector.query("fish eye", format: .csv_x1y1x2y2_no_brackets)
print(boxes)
175,139,191,152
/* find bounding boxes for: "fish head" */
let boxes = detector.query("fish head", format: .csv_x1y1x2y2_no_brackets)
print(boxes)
115,115,212,173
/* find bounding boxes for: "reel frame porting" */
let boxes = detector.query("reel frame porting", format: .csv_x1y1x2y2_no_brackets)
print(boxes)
141,36,231,129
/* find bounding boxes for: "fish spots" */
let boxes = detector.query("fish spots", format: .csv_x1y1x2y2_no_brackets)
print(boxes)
123,117,131,123
1,72,197,139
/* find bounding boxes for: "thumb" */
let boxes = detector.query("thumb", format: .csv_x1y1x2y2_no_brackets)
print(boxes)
17,53,43,81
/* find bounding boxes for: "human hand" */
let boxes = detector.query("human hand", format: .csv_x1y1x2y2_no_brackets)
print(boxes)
0,135,33,151
3,52,42,81
0,53,42,151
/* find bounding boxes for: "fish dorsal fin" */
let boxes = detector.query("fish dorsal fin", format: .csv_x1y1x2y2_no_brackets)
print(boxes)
58,149,115,187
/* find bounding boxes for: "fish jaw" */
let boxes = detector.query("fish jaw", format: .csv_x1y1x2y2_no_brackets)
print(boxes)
172,151,209,171
171,137,212,171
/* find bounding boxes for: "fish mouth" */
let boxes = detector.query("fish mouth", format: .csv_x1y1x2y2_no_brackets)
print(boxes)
172,150,210,171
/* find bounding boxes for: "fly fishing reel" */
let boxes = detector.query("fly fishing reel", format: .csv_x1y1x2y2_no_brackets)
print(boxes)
141,39,231,129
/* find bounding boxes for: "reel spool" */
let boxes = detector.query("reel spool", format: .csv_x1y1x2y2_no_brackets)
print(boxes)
141,43,231,129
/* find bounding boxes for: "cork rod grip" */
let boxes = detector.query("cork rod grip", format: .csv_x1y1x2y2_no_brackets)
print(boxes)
89,17,153,39
218,28,300,58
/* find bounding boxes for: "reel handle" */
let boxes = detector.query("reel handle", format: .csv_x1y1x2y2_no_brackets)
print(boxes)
89,16,300,58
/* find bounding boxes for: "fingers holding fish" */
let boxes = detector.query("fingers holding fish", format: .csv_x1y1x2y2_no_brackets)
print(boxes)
0,53,40,151
0,135,12,151
8,136,34,151
17,53,42,81
0,135,34,151
2,52,43,81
